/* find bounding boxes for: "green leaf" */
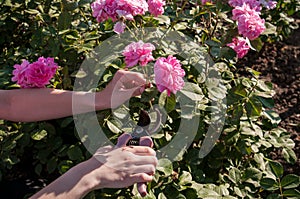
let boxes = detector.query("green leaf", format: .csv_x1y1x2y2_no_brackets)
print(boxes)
228,167,241,184
206,40,221,47
243,167,262,181
106,120,122,134
245,96,262,117
158,192,168,199
25,9,40,15
210,46,220,58
232,84,247,98
282,189,300,198
60,117,74,128
67,145,83,161
219,47,236,60
58,11,72,30
269,160,284,178
260,178,279,191
35,164,42,176
157,158,173,176
266,193,281,199
141,87,158,103
179,171,193,185
281,174,300,189
63,2,78,11
264,110,281,125
58,160,73,174
31,130,47,140
47,157,57,174
180,82,204,101
158,90,168,108
282,148,297,164
197,188,220,197
262,22,277,35
166,93,176,113
250,38,264,52
258,97,274,108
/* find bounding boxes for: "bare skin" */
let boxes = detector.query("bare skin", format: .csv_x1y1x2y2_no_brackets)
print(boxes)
30,134,157,199
0,70,156,198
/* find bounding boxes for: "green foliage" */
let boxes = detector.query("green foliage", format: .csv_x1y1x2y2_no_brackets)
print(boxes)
0,0,299,198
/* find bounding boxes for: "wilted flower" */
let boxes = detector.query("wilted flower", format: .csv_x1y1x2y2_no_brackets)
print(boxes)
227,37,250,58
114,21,126,34
154,55,185,96
122,41,155,67
259,0,277,9
12,57,58,88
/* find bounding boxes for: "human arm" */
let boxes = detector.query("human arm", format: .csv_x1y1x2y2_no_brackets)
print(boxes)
30,134,157,199
0,70,146,122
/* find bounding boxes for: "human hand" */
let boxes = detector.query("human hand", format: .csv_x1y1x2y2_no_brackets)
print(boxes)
84,133,157,193
99,70,147,109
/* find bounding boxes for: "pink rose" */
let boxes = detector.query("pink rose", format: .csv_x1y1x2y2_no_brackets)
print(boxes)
148,0,166,17
91,0,148,22
91,0,118,22
232,4,265,40
232,3,261,20
154,55,185,96
12,60,30,87
227,37,250,58
229,0,261,11
12,57,58,88
237,14,265,40
122,41,155,68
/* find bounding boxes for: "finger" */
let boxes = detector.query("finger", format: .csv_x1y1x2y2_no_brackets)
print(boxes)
122,146,156,156
131,165,156,175
138,136,154,197
116,133,132,148
139,136,153,147
129,155,158,166
121,72,147,87
130,173,153,183
131,85,145,97
138,182,148,197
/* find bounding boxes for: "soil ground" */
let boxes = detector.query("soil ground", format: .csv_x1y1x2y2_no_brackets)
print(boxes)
237,23,300,175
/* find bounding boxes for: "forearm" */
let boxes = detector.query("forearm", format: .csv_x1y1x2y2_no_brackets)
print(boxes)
30,160,97,199
1,88,108,122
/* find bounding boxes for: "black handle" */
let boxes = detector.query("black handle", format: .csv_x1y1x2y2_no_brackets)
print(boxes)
126,137,140,146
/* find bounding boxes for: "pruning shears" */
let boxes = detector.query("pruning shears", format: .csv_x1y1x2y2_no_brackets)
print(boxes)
125,108,161,197
126,108,161,146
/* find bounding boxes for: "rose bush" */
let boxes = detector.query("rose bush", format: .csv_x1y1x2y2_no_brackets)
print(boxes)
0,0,299,198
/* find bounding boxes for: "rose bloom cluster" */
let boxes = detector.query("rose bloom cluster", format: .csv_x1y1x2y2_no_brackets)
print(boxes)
91,0,165,34
122,41,185,96
12,57,58,88
227,0,277,58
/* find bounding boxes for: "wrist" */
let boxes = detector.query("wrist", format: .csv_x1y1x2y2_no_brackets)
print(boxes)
66,160,99,198
95,90,110,110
